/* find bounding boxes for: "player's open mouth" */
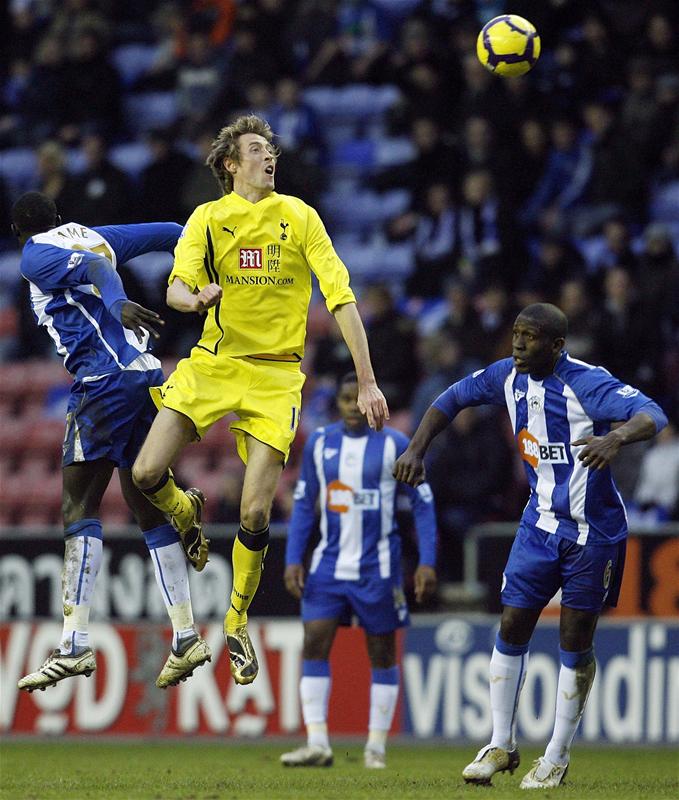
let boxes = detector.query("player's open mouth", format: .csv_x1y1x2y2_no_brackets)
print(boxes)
513,356,528,366
265,165,274,175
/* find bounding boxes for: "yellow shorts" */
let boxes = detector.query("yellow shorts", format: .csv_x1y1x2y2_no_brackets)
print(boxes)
152,350,305,463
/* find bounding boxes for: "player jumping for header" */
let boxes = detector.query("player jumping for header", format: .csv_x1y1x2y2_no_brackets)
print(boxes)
132,115,388,686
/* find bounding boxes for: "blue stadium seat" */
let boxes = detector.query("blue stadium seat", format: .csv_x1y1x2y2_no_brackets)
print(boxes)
111,44,159,88
0,148,38,197
108,142,153,180
122,92,180,135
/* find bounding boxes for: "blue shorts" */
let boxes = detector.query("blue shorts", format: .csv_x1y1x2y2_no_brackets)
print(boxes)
501,522,626,613
63,368,164,468
301,572,409,635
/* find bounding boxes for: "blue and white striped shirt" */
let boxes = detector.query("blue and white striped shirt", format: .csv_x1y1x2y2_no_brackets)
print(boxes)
21,221,181,380
433,352,668,545
286,423,437,581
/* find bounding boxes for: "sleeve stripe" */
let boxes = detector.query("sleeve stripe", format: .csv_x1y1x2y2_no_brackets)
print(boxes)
203,226,225,355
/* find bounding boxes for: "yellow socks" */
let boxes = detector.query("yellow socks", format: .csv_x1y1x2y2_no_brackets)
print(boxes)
141,471,194,532
225,525,269,633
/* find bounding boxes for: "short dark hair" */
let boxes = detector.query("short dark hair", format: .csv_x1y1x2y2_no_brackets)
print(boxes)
11,191,58,235
518,302,568,340
337,371,358,391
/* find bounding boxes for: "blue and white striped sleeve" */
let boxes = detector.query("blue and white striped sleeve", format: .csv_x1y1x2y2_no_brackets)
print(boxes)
394,431,437,566
567,367,668,433
433,358,513,420
286,431,323,566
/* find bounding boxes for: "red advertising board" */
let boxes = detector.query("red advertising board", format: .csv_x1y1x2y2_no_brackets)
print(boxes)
1,621,402,737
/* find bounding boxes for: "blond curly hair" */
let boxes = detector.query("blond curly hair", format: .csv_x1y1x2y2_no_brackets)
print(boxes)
206,114,279,194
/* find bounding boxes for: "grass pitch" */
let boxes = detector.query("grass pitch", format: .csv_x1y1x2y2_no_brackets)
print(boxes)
0,741,677,800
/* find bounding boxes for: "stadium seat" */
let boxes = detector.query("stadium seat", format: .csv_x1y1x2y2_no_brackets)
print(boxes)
108,142,154,181
111,43,159,88
0,148,38,196
122,92,180,135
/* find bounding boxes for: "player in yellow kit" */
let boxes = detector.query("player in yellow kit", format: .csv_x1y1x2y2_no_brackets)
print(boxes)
132,114,389,685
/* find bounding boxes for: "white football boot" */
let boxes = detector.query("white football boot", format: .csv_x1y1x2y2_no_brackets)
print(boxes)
520,757,568,789
280,745,334,767
462,744,521,785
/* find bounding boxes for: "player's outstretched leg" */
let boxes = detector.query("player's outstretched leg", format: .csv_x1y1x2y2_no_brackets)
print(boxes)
18,519,103,692
224,524,269,684
141,521,212,687
138,472,209,571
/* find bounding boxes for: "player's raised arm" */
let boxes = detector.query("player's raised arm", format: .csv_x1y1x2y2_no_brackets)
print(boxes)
332,302,389,431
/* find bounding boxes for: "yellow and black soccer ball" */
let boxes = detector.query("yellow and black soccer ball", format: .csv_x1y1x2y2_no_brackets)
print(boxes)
477,14,541,77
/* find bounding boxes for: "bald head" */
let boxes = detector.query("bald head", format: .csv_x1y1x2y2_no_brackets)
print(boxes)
517,303,568,341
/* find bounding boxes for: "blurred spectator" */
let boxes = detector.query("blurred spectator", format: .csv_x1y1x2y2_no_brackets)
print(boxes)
558,278,599,362
138,129,193,222
475,282,516,363
61,28,122,142
434,278,486,361
35,140,80,221
637,223,679,329
267,77,323,163
399,182,456,300
181,129,223,219
588,216,641,282
373,116,459,203
176,30,222,136
633,420,679,520
500,117,548,208
594,267,662,395
619,57,662,167
69,134,132,226
641,12,679,76
362,283,418,411
456,169,508,287
573,11,623,100
410,331,482,427
525,234,585,300
427,406,513,582
521,116,588,231
311,318,353,384
14,36,68,145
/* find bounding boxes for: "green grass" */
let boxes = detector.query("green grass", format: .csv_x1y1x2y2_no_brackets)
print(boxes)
0,741,677,800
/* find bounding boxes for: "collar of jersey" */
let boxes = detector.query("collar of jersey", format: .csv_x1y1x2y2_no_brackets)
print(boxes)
227,190,277,207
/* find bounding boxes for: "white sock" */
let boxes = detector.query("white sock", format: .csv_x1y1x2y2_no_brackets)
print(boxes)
489,645,529,751
545,657,596,767
367,676,399,754
60,524,103,654
301,675,331,748
145,526,195,651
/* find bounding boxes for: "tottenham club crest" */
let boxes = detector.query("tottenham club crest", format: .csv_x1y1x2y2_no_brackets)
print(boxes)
280,220,289,240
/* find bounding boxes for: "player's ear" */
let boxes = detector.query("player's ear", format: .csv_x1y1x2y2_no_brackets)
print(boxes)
10,223,19,239
55,214,62,226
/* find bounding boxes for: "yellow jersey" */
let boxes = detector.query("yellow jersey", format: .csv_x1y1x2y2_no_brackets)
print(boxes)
170,191,356,358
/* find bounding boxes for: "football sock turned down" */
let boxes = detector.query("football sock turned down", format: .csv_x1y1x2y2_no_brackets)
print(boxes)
489,634,529,751
545,648,596,767
224,525,269,632
144,524,195,652
139,471,194,532
301,660,331,749
367,666,400,754
60,519,103,654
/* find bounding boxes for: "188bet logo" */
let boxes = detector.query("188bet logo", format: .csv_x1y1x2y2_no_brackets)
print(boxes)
518,429,568,468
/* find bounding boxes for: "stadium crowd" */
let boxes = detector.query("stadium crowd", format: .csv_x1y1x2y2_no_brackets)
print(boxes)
1,0,678,584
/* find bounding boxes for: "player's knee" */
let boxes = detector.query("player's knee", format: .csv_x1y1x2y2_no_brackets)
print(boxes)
302,632,329,661
131,458,161,491
240,502,270,532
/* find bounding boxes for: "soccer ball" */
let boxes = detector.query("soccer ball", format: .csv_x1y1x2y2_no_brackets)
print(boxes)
476,14,541,77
